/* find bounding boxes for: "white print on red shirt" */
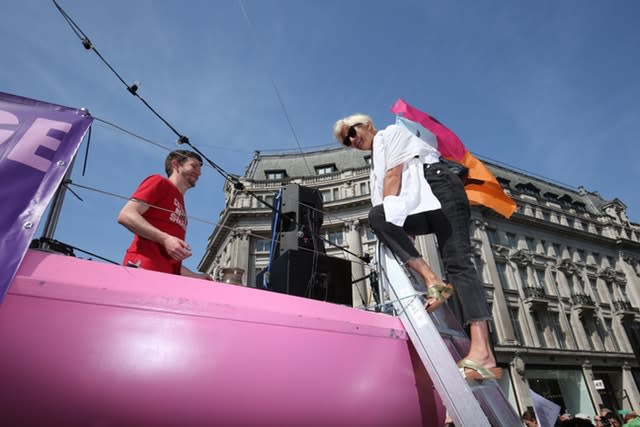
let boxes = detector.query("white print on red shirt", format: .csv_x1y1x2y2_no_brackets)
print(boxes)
170,198,188,231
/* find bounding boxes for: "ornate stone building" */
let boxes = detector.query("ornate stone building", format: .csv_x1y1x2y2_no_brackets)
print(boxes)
199,147,640,418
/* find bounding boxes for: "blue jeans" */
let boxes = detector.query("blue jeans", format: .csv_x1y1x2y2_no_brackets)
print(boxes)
368,162,490,324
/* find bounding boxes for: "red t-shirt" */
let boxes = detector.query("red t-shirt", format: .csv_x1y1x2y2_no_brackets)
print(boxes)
123,175,187,274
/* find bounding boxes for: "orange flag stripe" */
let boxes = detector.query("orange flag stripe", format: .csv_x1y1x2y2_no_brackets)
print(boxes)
450,152,517,218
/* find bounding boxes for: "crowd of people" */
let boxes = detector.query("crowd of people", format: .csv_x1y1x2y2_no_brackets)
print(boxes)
522,406,639,427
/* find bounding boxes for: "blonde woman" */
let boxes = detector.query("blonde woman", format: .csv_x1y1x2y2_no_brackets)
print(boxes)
334,114,500,380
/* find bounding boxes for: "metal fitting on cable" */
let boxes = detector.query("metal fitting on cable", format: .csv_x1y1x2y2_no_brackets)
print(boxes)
81,38,92,49
127,81,140,95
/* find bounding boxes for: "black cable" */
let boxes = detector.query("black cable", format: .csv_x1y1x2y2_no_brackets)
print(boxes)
51,1,237,188
297,200,371,263
52,1,370,266
81,124,91,176
97,117,368,264
32,237,119,264
67,243,120,264
54,0,179,138
237,0,314,176
61,179,83,202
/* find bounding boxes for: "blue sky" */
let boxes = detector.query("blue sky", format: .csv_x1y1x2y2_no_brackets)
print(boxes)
3,1,639,272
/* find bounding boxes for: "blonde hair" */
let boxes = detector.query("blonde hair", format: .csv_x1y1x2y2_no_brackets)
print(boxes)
332,113,374,143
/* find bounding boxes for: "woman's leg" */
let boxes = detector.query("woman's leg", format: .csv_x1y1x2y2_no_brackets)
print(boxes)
368,205,451,311
467,321,495,368
423,163,496,369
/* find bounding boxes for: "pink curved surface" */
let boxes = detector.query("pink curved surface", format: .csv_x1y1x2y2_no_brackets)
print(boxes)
0,250,444,426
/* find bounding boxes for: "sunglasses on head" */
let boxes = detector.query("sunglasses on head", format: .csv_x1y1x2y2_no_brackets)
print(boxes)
343,123,362,147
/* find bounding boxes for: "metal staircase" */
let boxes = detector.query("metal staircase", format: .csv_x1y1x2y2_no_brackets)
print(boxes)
376,244,521,427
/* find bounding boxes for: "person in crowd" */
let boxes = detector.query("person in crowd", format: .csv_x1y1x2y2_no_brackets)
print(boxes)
522,406,538,427
118,150,212,280
623,412,640,427
333,113,500,380
595,409,622,427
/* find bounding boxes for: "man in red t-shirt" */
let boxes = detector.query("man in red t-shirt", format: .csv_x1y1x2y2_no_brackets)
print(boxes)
118,150,212,280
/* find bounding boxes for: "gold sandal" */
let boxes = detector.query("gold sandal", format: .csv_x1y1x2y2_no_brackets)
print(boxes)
424,282,454,312
457,358,503,381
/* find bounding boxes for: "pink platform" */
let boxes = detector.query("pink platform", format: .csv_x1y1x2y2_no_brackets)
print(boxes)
0,250,444,426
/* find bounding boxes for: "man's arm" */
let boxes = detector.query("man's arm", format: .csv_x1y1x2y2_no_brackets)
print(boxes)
180,265,214,281
117,199,192,262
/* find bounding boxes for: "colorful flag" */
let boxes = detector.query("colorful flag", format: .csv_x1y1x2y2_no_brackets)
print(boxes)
530,389,561,427
0,92,93,303
391,98,517,218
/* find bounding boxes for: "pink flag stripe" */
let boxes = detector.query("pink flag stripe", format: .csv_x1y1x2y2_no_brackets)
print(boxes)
391,98,466,161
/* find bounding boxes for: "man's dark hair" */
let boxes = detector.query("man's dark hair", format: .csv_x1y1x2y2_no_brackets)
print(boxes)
164,150,203,177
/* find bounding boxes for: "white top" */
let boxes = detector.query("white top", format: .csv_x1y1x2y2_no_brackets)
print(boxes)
370,123,441,226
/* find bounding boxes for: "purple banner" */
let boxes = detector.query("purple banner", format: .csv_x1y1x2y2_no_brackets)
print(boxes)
0,92,93,303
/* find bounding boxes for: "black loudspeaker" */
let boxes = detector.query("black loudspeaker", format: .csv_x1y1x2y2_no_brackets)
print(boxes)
268,249,352,306
277,184,324,256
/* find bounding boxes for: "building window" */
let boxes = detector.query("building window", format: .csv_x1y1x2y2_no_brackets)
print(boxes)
578,275,590,296
559,194,573,208
606,256,615,268
359,182,369,196
326,230,344,246
256,195,273,208
364,155,372,165
486,227,498,245
496,262,512,290
321,188,340,202
509,306,525,344
595,318,611,351
517,266,530,288
588,277,601,304
604,319,621,352
535,269,548,293
255,195,273,208
531,310,548,347
265,169,287,180
581,318,596,350
525,368,593,416
363,227,376,241
255,239,271,253
497,177,511,188
605,281,615,303
315,164,337,175
516,183,540,197
525,237,535,252
550,312,566,349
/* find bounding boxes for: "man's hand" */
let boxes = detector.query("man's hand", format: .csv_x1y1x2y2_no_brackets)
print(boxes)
180,265,214,281
163,235,192,261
